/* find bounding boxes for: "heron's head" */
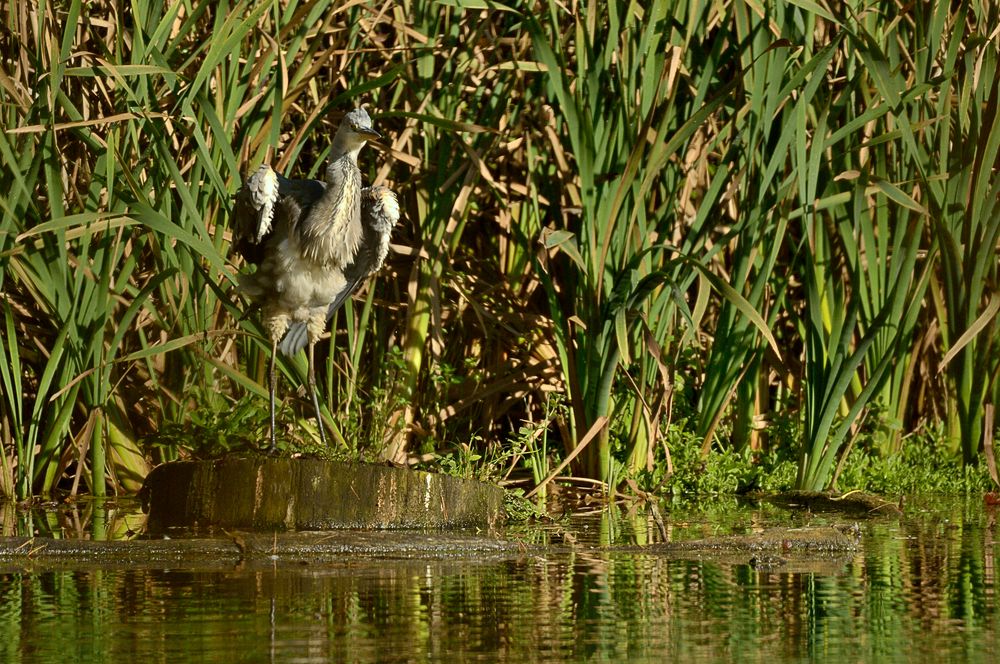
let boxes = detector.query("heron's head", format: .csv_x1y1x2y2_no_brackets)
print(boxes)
332,108,381,157
344,108,380,138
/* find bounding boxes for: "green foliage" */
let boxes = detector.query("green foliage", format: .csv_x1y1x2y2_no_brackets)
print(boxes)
147,393,269,458
0,0,409,497
657,420,988,499
1,1,998,499
835,431,994,496
501,489,547,522
659,422,796,497
920,1,1000,464
504,392,566,493
433,440,485,480
527,0,781,483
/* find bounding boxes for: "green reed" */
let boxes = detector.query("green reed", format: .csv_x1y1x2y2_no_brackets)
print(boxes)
528,0,782,483
0,0,997,499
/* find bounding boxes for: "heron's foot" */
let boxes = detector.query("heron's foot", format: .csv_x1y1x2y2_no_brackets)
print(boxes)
255,436,282,456
259,422,281,456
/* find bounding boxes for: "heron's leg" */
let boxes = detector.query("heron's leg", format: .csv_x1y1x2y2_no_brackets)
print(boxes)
268,338,279,453
307,338,328,445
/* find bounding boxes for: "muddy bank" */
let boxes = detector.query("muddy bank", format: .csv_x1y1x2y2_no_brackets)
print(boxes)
0,523,862,574
656,524,861,553
2,484,886,575
0,530,523,572
763,490,903,516
646,524,861,573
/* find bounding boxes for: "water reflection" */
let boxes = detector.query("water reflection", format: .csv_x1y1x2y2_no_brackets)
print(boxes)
0,498,997,662
0,498,143,541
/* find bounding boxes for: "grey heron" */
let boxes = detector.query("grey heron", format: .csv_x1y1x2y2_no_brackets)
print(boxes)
232,107,400,450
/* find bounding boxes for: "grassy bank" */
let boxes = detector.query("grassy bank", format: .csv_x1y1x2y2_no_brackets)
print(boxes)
1,0,998,500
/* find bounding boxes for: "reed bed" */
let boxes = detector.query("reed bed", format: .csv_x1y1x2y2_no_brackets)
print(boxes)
0,0,997,499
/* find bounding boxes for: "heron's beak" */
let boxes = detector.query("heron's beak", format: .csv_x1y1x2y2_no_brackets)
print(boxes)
359,127,382,140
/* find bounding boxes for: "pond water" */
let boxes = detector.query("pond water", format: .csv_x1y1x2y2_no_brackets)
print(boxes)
0,495,997,662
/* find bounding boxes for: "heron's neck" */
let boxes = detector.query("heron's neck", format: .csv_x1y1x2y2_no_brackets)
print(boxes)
330,131,366,159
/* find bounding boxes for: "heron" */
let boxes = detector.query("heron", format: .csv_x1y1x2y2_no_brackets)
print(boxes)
232,107,400,451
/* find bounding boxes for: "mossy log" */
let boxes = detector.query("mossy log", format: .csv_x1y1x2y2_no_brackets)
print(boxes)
765,490,903,516
140,458,507,532
0,531,523,571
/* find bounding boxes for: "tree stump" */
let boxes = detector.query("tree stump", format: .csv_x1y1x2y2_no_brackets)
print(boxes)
140,458,507,532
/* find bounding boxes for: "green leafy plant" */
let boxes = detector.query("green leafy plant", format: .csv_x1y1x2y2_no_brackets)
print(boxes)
2,0,997,501
527,0,782,483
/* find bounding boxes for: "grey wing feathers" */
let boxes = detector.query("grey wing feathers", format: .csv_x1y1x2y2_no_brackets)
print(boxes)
361,185,400,265
233,165,279,258
329,185,400,314
232,164,325,264
276,185,400,356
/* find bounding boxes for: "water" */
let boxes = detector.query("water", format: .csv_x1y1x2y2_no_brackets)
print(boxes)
1,496,997,662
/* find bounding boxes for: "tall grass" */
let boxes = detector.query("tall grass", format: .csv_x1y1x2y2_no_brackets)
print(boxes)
1,0,997,499
0,0,406,496
527,0,783,483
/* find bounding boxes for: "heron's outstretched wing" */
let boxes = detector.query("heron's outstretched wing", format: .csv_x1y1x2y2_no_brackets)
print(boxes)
358,185,401,272
232,164,278,264
276,186,400,356
232,164,325,264
323,186,400,314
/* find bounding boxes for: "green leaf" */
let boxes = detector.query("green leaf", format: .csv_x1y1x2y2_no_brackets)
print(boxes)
685,260,783,362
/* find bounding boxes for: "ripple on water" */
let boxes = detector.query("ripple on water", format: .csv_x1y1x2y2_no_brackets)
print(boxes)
0,496,997,663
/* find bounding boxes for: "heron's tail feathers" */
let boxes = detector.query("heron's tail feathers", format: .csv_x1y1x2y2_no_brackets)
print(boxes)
277,322,308,356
